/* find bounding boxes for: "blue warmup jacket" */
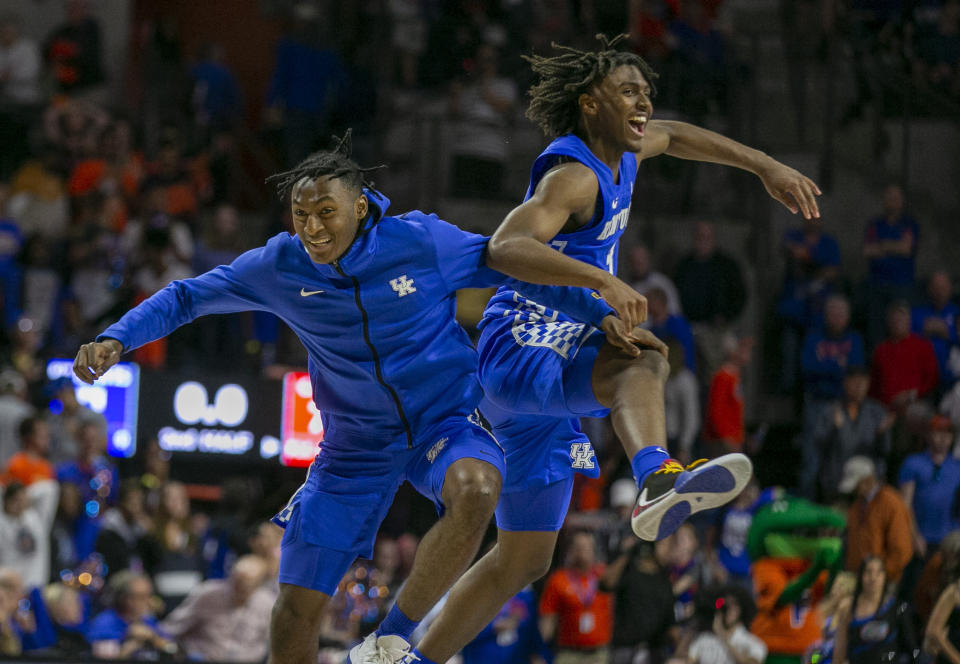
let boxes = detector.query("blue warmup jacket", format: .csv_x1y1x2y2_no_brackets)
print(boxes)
98,190,502,448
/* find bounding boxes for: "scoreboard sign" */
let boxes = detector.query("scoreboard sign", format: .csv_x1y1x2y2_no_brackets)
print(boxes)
46,359,140,458
280,372,323,467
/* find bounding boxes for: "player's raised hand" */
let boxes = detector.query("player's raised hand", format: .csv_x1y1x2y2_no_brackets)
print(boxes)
758,160,822,220
597,275,647,332
73,339,123,385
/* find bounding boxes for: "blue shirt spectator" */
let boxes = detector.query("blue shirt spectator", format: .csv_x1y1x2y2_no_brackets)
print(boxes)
899,415,960,553
646,287,697,373
778,219,841,327
86,572,173,659
266,37,345,116
190,44,242,130
912,270,960,388
801,296,865,400
461,588,547,664
864,185,919,287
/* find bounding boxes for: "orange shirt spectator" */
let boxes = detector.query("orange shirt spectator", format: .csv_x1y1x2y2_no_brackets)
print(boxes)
839,456,914,582
540,532,613,653
2,450,53,486
2,417,53,486
704,364,744,445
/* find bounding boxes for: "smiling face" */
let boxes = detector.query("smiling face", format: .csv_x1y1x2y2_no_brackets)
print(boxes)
291,176,368,264
581,64,653,154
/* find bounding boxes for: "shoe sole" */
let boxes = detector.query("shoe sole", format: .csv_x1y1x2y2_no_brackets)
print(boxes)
631,453,753,541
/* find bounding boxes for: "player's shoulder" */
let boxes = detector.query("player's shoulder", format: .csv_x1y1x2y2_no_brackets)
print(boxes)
531,160,599,201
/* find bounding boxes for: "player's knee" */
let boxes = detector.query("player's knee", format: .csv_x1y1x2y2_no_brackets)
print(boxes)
504,550,552,585
618,350,669,385
445,461,502,525
271,585,327,632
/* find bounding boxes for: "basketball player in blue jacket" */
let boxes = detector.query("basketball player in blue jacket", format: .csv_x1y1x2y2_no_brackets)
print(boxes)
72,132,649,664
400,36,822,664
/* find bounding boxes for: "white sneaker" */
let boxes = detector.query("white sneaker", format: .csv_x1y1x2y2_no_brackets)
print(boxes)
348,633,379,663
376,635,419,663
348,633,419,664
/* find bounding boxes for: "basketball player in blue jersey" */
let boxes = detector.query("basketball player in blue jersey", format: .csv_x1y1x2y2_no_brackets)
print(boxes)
71,132,652,664
387,36,822,664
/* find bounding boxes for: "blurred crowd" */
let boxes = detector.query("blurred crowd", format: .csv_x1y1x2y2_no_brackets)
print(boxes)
0,0,959,662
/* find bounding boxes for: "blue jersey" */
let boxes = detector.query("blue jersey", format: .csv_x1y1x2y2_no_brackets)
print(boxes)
98,190,501,448
481,134,637,329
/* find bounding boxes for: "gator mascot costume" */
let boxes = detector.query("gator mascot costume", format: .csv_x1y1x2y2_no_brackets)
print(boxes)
747,488,846,664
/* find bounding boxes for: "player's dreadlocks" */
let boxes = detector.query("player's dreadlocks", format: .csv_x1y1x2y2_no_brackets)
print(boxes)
524,34,658,139
266,129,386,199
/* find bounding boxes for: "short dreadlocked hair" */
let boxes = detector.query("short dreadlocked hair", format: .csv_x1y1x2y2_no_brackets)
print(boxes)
266,129,385,200
524,34,658,139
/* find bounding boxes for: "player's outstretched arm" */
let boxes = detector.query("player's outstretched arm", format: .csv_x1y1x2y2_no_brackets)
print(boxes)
639,120,822,219
486,161,648,332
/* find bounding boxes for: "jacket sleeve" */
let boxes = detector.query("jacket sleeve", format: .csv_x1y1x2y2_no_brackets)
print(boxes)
423,215,505,291
885,492,916,581
97,247,270,351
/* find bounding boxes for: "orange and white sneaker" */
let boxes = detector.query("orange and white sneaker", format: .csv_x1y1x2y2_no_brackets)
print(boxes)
631,454,753,541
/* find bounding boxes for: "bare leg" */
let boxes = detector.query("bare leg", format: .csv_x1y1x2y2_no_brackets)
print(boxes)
392,458,501,620
268,583,330,664
591,343,669,459
417,529,559,662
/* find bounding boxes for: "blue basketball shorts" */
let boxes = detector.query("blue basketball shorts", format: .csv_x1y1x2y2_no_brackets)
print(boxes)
477,313,610,530
271,410,505,595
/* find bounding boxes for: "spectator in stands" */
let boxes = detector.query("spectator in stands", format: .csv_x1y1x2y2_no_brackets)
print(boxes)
915,531,960,625
248,520,282,588
914,0,960,97
86,570,176,659
925,555,960,663
914,270,959,390
603,539,677,664
0,573,21,655
711,480,760,590
56,419,118,559
45,376,106,465
871,300,939,410
840,456,914,583
149,481,204,612
43,97,110,167
264,3,348,166
665,337,700,465
461,585,548,664
863,184,920,348
138,438,169,516
140,129,206,224
41,581,88,656
8,315,44,384
833,555,918,664
0,14,42,179
656,523,720,626
689,584,767,664
95,478,153,579
49,481,81,573
121,183,194,267
646,287,696,373
0,197,23,330
812,366,893,504
7,144,69,240
704,334,753,457
0,479,59,589
778,214,842,392
132,224,193,299
448,43,518,199
65,192,125,329
900,415,960,559
190,42,242,137
673,221,747,380
19,236,61,340
539,530,613,663
0,566,56,652
43,0,105,99
160,554,273,662
668,0,730,119
1,416,53,486
799,295,866,498
68,118,145,227
0,370,33,469
630,244,681,314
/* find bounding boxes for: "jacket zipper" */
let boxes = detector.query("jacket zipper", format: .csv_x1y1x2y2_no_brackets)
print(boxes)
333,260,414,448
